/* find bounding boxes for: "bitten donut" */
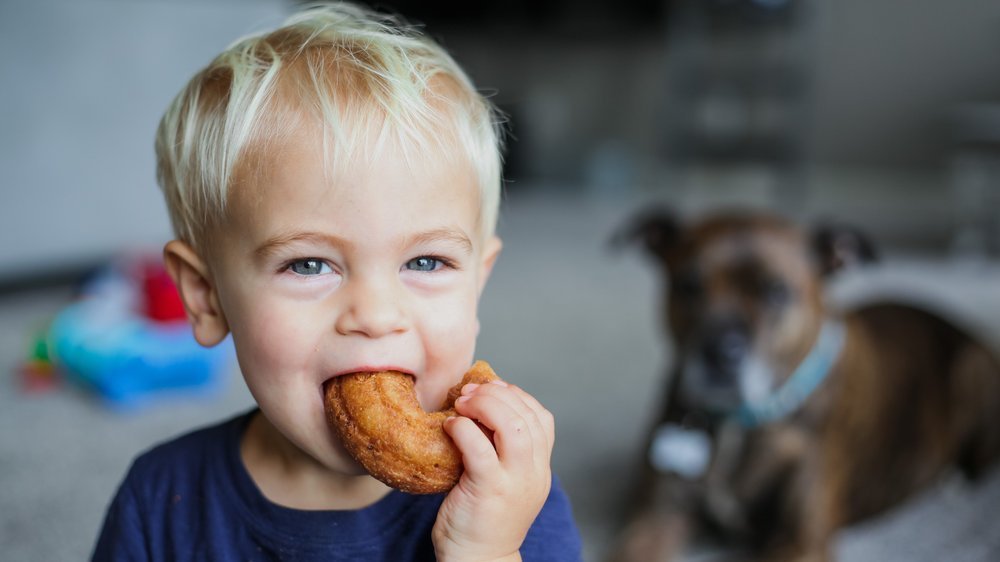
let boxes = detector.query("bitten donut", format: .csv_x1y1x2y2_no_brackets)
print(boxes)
324,360,500,494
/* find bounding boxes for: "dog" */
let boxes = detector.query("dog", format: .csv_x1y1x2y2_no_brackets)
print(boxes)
609,208,1000,562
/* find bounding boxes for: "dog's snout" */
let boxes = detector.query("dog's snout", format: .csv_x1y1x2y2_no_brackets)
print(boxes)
702,327,749,377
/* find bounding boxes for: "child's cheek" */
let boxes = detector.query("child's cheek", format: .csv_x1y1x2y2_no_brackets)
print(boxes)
424,286,479,333
235,300,316,380
422,295,480,364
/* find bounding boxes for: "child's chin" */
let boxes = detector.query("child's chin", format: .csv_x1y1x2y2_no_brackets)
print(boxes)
414,378,454,413
337,459,368,477
326,438,368,475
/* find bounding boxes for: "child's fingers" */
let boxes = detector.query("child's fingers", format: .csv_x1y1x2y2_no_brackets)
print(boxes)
500,383,556,449
454,390,542,468
467,382,555,455
443,416,499,475
459,384,540,441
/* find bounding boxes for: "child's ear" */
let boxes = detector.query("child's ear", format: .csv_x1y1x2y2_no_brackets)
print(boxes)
163,240,230,347
477,235,503,296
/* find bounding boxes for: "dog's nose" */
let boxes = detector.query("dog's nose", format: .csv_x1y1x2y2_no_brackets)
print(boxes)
702,329,749,377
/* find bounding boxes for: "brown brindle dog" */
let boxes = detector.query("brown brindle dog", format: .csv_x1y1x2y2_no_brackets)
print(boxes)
609,209,1000,562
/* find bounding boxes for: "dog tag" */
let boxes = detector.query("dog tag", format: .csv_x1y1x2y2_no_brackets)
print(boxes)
648,424,711,478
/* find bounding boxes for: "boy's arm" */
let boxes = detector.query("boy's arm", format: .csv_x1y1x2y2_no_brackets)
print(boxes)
432,380,558,561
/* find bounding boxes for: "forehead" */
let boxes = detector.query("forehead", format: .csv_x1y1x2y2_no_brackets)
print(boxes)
683,221,811,280
235,111,476,202
225,122,480,237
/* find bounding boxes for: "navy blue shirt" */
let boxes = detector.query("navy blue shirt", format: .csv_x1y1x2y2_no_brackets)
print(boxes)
92,410,582,561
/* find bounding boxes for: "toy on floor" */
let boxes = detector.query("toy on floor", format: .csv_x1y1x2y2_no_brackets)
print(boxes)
47,256,232,410
18,327,61,392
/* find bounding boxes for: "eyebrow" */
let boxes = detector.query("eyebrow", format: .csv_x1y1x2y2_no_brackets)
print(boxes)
254,232,353,260
405,227,474,255
253,227,473,260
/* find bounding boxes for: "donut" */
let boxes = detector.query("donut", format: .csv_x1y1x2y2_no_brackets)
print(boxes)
324,360,500,494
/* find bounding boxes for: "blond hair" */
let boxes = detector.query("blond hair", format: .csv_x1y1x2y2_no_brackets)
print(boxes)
156,3,504,250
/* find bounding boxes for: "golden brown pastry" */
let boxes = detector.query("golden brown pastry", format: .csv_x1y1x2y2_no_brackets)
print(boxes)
324,360,500,494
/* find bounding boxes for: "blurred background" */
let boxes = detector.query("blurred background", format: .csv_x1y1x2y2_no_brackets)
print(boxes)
2,0,1000,560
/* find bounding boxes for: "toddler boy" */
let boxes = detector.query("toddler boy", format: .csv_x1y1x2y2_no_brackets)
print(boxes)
92,3,582,560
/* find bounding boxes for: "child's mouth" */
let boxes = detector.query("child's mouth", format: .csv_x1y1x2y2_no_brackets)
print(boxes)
332,365,413,378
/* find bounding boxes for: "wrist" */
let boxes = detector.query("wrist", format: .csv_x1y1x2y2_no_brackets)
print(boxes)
435,553,521,562
433,536,521,562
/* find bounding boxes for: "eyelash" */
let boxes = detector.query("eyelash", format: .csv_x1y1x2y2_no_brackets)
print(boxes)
280,255,457,276
282,258,333,276
404,255,456,272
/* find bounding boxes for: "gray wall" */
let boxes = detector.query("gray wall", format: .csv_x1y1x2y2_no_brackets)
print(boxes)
0,0,289,278
2,0,999,280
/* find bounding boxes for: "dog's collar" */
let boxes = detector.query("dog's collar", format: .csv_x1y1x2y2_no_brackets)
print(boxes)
731,320,846,428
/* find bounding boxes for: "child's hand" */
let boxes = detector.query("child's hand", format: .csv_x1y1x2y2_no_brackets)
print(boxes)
432,379,555,562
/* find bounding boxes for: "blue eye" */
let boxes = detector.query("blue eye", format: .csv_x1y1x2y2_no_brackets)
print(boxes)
288,259,332,276
405,256,443,272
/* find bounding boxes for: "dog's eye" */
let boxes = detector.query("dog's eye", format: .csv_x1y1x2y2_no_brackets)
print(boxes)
672,272,702,298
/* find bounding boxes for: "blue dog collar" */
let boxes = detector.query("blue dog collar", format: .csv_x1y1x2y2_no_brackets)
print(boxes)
732,320,846,428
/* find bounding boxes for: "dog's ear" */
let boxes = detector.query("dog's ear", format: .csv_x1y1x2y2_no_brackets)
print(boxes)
610,208,680,263
811,223,878,277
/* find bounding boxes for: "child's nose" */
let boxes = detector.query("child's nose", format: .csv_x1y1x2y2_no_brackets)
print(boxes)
334,275,408,338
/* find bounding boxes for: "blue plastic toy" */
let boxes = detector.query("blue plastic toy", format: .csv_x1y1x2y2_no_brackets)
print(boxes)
47,258,232,410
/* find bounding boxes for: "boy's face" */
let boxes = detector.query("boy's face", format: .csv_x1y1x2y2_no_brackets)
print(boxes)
176,127,500,475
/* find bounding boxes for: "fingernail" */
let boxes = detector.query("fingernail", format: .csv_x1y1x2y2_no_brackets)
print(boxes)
461,383,480,395
490,380,509,387
456,395,470,405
